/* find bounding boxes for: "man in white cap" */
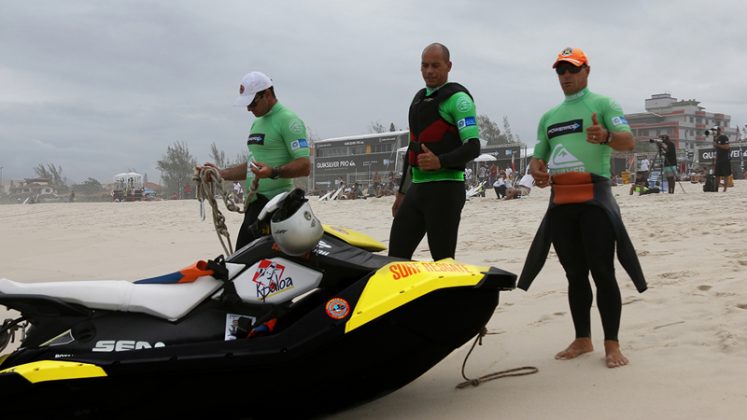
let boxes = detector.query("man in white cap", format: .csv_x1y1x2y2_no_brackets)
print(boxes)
199,71,311,249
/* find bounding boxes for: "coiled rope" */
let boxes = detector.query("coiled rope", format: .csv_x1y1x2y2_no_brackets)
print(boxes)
193,166,258,256
456,327,539,389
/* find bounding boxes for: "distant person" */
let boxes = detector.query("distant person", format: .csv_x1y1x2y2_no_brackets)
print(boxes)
493,172,507,199
197,71,310,250
519,47,647,369
233,181,244,201
504,172,533,200
711,126,731,192
389,42,480,261
661,135,677,194
630,156,651,194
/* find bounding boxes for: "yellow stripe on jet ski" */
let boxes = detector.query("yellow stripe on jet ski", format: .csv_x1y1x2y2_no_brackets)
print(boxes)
323,225,387,252
0,360,107,383
345,259,488,333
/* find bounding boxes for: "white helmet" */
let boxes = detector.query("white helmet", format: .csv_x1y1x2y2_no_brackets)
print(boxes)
270,194,323,256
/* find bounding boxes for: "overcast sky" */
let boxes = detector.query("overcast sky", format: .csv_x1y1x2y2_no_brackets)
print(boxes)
2,0,746,184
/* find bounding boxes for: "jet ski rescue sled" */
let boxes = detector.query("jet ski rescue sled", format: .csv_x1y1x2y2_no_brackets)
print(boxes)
0,189,516,418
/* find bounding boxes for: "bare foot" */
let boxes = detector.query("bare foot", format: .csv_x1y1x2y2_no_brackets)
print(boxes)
604,340,629,368
555,338,594,360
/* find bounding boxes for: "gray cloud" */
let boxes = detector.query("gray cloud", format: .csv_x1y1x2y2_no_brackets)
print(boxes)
1,0,746,183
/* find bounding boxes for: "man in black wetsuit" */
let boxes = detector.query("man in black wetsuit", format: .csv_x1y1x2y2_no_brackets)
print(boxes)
712,126,731,192
388,43,480,260
661,135,677,194
519,47,646,368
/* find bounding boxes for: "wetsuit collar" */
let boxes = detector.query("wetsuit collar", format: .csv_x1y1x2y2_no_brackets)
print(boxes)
564,87,589,102
425,83,448,96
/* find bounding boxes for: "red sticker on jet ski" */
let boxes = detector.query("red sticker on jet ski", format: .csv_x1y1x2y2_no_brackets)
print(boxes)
325,298,350,320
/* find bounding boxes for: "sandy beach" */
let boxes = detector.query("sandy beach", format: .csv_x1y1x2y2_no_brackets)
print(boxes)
2,181,746,419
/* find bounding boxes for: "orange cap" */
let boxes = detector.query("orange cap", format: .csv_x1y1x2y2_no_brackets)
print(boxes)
552,47,589,68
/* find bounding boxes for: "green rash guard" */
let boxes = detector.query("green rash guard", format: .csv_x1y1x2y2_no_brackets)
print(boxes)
411,88,479,183
245,102,310,200
534,88,631,179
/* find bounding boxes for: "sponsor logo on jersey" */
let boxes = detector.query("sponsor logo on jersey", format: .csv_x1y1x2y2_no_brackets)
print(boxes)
611,116,628,126
457,116,476,130
288,118,305,134
547,119,583,139
456,96,472,113
291,138,309,150
253,259,295,300
325,298,350,320
247,133,265,145
548,144,585,173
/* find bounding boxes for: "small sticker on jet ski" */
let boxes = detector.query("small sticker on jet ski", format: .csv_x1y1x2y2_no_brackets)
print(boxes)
225,313,257,341
325,298,350,320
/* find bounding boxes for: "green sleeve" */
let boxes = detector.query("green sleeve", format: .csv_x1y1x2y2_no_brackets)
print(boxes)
534,112,551,161
280,114,311,159
601,98,632,134
439,92,479,142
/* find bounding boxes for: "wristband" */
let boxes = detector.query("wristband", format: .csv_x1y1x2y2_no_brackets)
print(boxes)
270,167,281,179
600,131,612,145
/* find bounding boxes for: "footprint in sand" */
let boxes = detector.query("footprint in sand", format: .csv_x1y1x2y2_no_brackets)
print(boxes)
697,285,712,291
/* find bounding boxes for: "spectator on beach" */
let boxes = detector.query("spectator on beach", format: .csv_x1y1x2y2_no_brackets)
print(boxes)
629,155,651,195
465,167,473,184
504,172,534,200
493,171,507,199
197,71,310,250
518,47,646,369
389,42,480,261
661,135,677,194
711,126,731,192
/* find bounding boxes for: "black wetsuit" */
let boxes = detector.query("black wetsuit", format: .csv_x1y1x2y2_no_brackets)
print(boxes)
520,90,646,343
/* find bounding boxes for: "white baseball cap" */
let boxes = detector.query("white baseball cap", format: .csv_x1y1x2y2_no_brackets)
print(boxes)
234,71,273,106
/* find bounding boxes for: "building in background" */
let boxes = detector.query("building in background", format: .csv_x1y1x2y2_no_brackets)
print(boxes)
625,93,745,178
625,93,737,152
312,131,409,193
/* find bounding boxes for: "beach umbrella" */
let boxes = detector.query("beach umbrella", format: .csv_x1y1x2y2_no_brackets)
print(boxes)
474,153,497,162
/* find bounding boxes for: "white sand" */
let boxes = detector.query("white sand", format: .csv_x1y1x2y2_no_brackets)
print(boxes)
2,181,747,419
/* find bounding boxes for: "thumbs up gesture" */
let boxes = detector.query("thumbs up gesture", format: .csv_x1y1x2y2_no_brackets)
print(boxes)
586,112,609,144
417,144,442,171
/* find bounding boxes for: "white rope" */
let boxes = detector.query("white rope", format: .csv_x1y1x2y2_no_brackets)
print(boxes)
193,167,258,256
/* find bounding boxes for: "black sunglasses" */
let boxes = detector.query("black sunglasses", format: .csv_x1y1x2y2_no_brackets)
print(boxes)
249,91,265,108
555,65,586,75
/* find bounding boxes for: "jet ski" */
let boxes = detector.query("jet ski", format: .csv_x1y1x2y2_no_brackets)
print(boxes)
0,189,516,418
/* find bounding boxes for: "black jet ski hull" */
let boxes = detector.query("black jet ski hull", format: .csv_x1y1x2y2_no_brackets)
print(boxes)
0,282,502,419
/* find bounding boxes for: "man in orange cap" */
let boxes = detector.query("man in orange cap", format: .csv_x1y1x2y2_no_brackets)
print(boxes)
518,47,646,368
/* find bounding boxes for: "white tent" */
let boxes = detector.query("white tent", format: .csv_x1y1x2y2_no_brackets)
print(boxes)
474,153,497,162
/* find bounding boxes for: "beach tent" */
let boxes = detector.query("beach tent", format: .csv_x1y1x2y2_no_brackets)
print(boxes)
474,153,497,162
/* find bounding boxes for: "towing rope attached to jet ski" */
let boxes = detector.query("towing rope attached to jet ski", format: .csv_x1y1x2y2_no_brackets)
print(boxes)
456,326,539,389
193,166,258,255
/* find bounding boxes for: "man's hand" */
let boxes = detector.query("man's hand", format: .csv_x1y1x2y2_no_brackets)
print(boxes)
196,162,220,181
530,158,550,188
416,144,441,170
586,113,609,144
391,192,405,217
250,161,273,179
